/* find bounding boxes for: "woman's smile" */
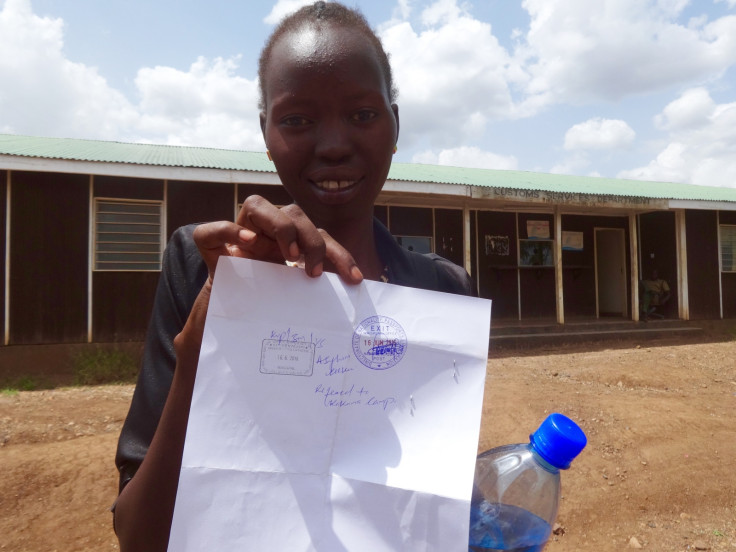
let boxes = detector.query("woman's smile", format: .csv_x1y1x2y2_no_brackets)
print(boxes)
314,179,357,191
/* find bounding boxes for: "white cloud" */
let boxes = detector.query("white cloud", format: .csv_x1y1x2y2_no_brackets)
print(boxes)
654,87,716,130
564,118,636,151
420,0,464,25
393,0,413,20
619,90,736,187
135,57,263,150
550,152,591,175
380,1,519,149
0,0,137,140
263,0,316,25
0,0,265,150
412,146,518,170
516,0,736,109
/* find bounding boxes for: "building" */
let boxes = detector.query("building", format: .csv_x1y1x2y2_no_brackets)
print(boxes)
1,134,735,354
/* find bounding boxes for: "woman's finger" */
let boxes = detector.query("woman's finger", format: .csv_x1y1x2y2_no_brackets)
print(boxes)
192,221,256,276
319,229,363,285
238,196,302,263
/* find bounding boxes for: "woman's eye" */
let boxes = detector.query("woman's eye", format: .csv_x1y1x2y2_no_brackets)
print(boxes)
352,110,377,122
281,116,311,127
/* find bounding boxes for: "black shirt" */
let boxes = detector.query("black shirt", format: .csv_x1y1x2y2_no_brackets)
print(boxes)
115,219,474,492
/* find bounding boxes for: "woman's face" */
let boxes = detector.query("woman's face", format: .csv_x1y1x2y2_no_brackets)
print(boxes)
260,24,399,229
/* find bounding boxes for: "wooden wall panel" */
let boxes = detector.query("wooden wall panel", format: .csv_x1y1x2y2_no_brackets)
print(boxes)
433,208,464,267
93,272,159,341
94,175,163,200
520,268,556,318
388,206,433,237
476,211,518,319
686,210,720,319
238,184,293,207
167,180,234,238
720,211,736,224
722,273,736,318
10,172,88,344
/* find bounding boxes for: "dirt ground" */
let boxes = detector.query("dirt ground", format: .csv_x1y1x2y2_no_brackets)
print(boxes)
1,326,735,551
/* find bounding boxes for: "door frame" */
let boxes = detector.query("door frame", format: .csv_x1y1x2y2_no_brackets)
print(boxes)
594,227,628,318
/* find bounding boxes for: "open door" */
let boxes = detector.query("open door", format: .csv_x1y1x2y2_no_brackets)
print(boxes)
595,228,628,318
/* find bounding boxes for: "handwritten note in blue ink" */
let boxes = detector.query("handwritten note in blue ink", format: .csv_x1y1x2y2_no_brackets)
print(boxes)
169,256,492,552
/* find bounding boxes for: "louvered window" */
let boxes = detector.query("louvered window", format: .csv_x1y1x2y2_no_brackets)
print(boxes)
94,199,163,271
721,225,736,273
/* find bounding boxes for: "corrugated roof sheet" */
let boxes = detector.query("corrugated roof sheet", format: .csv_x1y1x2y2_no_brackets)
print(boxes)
0,134,276,172
387,163,736,202
2,133,735,203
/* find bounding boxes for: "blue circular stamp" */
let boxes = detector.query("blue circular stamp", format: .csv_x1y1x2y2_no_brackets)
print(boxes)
352,315,407,370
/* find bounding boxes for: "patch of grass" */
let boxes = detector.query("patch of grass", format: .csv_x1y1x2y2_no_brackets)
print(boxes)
1,388,19,396
0,376,40,392
71,347,139,386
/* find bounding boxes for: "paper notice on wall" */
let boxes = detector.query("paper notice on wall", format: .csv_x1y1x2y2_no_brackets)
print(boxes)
527,220,550,239
562,231,584,251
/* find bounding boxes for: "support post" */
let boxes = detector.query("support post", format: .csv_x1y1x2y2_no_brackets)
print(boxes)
629,214,639,322
675,210,689,320
555,209,564,325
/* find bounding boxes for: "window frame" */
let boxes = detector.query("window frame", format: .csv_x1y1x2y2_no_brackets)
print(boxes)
518,238,555,267
93,197,164,272
720,224,736,273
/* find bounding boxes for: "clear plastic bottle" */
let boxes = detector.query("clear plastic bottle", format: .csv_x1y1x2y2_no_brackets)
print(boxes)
468,413,587,552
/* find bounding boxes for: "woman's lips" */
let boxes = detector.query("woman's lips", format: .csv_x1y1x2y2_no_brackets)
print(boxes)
314,180,356,191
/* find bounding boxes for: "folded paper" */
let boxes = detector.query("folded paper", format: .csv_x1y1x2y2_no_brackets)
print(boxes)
169,256,492,551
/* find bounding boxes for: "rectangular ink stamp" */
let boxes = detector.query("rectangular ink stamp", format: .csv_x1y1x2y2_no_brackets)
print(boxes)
259,339,315,376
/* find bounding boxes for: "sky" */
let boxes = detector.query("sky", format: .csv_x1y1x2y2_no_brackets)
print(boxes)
1,0,736,187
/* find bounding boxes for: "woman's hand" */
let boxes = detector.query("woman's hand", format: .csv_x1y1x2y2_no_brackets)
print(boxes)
193,195,364,284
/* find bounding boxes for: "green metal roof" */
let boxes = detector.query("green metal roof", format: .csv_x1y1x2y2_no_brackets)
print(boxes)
1,133,735,203
387,163,736,202
0,134,276,173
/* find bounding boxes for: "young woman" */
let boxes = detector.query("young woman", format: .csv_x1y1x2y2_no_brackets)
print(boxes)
113,3,473,549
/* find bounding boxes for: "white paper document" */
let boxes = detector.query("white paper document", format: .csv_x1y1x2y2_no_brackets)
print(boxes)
168,256,492,551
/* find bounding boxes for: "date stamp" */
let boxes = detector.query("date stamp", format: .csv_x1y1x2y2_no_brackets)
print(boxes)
352,315,407,370
260,339,315,376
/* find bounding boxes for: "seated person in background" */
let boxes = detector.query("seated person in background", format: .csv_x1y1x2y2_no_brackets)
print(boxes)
641,269,671,319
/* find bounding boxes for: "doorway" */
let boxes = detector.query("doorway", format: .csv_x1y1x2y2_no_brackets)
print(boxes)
595,228,628,317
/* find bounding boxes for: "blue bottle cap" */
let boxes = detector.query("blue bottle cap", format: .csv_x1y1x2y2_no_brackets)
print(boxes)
530,413,587,470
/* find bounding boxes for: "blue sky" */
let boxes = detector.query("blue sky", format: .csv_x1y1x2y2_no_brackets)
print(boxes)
2,0,736,187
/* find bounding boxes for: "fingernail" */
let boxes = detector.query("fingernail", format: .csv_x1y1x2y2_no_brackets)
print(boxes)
350,265,363,281
289,242,299,259
312,262,323,277
238,229,256,242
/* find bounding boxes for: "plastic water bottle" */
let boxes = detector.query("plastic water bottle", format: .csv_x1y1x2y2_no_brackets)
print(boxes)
468,413,587,552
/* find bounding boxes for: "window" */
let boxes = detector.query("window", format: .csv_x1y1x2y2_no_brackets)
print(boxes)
519,239,554,266
94,199,163,271
720,225,736,272
396,236,433,254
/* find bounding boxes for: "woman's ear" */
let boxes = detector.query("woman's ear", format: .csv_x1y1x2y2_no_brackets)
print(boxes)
391,103,400,144
259,112,267,142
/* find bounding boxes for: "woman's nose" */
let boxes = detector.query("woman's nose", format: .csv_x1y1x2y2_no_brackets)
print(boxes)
315,119,352,162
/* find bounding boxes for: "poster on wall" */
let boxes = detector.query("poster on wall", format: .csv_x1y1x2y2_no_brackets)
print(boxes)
527,220,550,239
562,231,584,251
485,235,510,256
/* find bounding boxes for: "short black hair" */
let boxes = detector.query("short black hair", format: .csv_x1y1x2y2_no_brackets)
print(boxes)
257,1,398,112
